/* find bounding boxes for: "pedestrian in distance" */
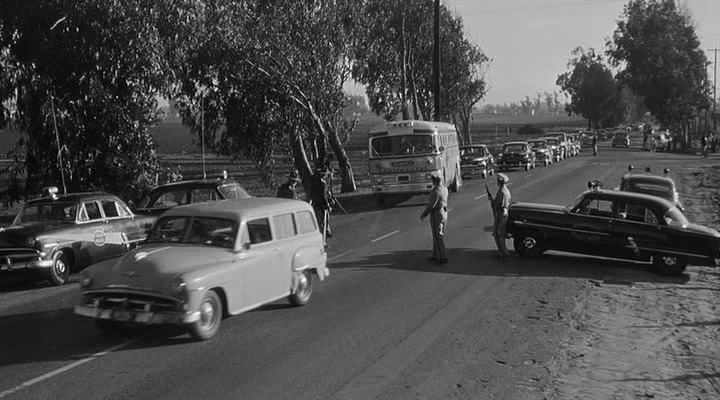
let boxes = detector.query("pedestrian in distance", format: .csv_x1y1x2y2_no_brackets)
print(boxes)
491,173,511,257
420,174,448,264
310,166,333,239
701,135,708,158
592,133,598,156
276,172,300,200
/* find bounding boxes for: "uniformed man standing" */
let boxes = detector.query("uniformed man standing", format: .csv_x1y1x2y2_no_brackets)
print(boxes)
276,172,300,200
420,174,448,264
310,167,332,238
492,173,511,257
592,133,598,156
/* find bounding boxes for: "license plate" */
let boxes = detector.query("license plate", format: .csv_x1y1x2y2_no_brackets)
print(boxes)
113,310,133,322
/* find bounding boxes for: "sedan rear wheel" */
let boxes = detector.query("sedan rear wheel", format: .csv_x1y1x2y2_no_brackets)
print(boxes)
189,290,223,340
288,270,314,306
653,254,687,275
513,231,544,257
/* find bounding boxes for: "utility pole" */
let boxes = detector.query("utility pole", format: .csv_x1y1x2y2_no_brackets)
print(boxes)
710,48,718,131
433,0,440,121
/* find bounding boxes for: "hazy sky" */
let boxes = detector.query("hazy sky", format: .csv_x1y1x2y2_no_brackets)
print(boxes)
445,0,720,105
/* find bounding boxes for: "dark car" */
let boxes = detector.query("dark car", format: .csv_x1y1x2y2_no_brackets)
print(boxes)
0,188,155,285
618,166,683,211
497,142,536,171
612,132,630,148
527,139,553,166
506,185,720,275
135,179,252,216
460,144,495,178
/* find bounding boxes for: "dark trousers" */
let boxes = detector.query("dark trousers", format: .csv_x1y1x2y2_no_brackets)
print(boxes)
429,211,447,260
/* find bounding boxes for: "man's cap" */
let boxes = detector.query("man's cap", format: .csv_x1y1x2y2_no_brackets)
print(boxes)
496,173,509,183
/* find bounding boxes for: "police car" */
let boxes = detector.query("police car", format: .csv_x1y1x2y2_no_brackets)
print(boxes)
0,187,155,285
617,166,683,211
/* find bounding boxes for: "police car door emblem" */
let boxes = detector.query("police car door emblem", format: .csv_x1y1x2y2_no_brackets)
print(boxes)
93,229,106,246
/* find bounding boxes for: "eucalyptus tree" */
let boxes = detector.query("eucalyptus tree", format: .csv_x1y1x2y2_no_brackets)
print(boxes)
172,0,360,193
0,0,186,202
607,0,711,140
352,0,488,138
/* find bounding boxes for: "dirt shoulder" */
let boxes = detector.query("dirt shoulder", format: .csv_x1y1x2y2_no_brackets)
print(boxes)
545,165,720,399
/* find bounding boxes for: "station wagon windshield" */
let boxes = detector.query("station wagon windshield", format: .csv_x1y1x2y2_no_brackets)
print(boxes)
503,144,526,153
14,202,78,224
147,216,238,249
218,184,251,199
371,135,436,157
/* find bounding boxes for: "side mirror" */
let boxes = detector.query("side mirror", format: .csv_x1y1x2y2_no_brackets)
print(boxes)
438,146,445,152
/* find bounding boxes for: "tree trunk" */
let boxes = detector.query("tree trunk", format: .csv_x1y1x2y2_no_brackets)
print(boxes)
290,129,313,198
327,122,357,193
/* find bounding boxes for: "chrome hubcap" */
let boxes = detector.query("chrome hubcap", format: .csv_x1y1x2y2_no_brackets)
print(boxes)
199,300,216,329
523,237,537,249
54,259,66,277
662,256,678,266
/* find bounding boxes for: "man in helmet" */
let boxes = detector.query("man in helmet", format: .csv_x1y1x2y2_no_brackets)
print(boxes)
276,171,300,200
310,166,332,239
492,173,511,257
420,174,449,264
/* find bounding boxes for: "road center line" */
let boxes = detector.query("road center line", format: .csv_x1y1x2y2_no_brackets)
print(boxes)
525,173,532,177
0,340,132,398
474,194,487,200
328,249,354,261
371,230,400,243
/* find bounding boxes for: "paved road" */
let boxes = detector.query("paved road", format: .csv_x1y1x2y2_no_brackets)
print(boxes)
0,135,713,399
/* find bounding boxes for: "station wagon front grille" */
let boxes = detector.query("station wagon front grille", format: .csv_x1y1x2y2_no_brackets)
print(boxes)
83,291,181,312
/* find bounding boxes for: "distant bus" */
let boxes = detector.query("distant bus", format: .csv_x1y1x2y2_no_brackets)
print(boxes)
368,120,462,201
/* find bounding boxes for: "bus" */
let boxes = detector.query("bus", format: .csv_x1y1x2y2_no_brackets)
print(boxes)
368,120,462,201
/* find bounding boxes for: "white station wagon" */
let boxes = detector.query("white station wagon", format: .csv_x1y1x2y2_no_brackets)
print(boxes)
74,198,329,340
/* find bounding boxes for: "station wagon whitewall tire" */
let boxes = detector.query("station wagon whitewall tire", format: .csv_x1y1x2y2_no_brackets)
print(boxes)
49,251,71,286
189,290,223,340
288,270,313,306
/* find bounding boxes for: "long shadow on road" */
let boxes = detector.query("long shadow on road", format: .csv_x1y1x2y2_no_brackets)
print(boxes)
330,247,690,285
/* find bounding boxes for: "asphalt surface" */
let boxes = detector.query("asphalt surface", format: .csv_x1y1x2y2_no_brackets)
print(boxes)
0,134,713,400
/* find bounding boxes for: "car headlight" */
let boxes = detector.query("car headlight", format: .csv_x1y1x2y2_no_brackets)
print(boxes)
80,272,93,288
170,277,187,295
25,236,36,247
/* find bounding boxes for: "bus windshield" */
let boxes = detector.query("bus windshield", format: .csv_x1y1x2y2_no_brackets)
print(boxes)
371,135,436,157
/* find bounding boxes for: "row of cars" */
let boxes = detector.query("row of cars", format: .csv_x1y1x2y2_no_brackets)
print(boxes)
1,177,329,340
459,131,584,178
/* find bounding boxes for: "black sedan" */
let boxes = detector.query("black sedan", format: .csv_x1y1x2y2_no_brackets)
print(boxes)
496,141,536,171
506,186,720,275
134,178,252,216
460,144,495,178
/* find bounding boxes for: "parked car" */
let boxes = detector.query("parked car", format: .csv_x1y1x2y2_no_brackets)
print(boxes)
567,134,582,155
545,132,571,158
527,139,553,166
506,183,720,275
134,178,252,216
496,141,536,171
540,137,563,162
0,187,154,285
611,132,631,148
74,198,329,340
460,144,495,179
617,166,683,211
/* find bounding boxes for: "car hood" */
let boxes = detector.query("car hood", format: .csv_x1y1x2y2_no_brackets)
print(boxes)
88,244,235,289
0,222,64,247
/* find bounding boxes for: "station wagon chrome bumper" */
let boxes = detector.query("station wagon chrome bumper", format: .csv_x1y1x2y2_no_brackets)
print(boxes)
74,304,200,324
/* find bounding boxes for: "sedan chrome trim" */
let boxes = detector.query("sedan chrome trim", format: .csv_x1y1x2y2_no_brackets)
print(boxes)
512,221,610,236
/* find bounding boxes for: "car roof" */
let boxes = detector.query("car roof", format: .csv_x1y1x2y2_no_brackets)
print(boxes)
161,198,313,221
623,174,675,187
25,192,119,205
587,189,674,209
460,144,487,148
150,179,240,191
503,141,528,145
